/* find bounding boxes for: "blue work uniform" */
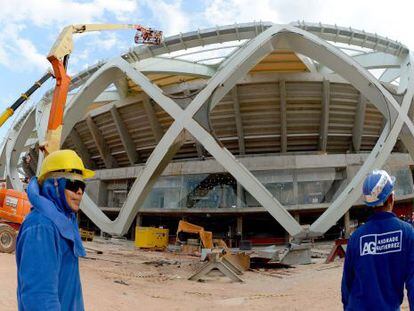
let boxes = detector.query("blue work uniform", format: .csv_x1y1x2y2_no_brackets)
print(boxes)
341,211,414,310
16,177,86,311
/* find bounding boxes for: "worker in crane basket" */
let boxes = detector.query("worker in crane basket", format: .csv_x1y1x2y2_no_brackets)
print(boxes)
16,149,94,311
341,170,414,310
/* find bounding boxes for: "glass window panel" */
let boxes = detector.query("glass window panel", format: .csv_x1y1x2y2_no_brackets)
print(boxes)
182,173,237,209
250,170,295,206
142,176,182,209
297,181,333,204
390,167,413,196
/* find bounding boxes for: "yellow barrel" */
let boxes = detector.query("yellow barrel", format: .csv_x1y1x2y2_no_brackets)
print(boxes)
135,226,169,249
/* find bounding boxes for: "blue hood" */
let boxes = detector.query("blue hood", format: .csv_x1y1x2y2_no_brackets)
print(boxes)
27,177,86,257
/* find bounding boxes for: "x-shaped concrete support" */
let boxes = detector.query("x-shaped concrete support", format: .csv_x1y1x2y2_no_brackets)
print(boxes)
71,55,303,236
39,25,414,238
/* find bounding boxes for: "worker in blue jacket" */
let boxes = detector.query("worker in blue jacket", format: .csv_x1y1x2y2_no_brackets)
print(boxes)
16,149,94,311
341,170,414,310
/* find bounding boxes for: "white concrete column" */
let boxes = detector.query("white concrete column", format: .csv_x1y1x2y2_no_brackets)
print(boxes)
236,182,244,207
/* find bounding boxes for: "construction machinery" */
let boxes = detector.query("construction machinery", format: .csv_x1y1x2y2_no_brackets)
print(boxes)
135,226,169,250
0,72,53,127
0,189,31,252
176,220,251,282
0,23,163,253
176,220,228,250
0,23,162,143
43,23,162,155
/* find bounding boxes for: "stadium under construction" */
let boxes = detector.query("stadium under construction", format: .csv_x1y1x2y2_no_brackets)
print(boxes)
4,21,414,245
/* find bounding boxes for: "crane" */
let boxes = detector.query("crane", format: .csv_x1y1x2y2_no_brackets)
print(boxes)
0,24,162,147
0,23,163,253
0,72,53,127
43,23,162,155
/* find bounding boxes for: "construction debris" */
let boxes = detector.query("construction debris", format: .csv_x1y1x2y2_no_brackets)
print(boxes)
250,258,292,270
223,252,250,271
143,259,181,267
250,243,312,266
84,246,103,254
188,252,245,283
316,264,341,271
114,280,129,286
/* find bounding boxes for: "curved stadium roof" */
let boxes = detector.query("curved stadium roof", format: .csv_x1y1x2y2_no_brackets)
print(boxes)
54,21,410,168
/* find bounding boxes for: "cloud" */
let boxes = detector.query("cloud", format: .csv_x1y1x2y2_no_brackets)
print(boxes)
200,0,414,50
0,0,413,77
86,32,121,51
0,0,138,26
15,37,49,70
0,22,47,72
0,0,139,72
141,0,192,35
203,0,281,25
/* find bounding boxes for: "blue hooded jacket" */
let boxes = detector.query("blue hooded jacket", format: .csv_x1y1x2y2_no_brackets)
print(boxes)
341,211,414,311
16,177,86,311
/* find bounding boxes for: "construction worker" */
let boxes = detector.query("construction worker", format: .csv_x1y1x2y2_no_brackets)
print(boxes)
341,170,414,310
16,149,94,311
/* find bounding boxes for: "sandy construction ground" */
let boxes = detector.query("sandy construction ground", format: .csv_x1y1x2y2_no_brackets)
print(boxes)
0,239,409,311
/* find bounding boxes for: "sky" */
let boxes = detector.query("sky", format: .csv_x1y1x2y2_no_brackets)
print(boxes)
0,0,412,140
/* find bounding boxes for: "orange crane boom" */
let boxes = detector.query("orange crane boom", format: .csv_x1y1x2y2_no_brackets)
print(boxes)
42,23,163,155
0,23,163,253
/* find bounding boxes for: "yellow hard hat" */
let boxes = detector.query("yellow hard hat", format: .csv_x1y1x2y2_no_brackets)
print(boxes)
38,149,95,182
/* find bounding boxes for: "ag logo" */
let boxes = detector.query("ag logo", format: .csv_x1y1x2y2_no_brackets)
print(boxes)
360,230,402,256
361,241,376,255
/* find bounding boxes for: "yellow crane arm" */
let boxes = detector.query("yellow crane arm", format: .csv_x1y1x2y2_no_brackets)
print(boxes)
42,23,162,155
48,23,162,61
0,72,53,127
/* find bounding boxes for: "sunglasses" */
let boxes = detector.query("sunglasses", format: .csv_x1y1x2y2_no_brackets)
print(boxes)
65,179,86,193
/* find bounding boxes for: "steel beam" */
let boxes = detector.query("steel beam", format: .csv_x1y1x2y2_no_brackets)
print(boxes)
86,115,118,169
352,52,403,69
114,78,129,98
69,128,94,169
133,57,216,78
110,106,140,165
195,142,204,159
319,79,330,151
279,80,287,153
278,30,398,121
352,94,367,152
142,94,164,143
292,21,408,56
231,86,245,155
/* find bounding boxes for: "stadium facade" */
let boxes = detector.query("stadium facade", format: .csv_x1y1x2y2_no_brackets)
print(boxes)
3,22,414,244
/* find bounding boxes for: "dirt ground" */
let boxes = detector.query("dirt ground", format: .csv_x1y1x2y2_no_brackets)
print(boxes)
0,239,409,311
